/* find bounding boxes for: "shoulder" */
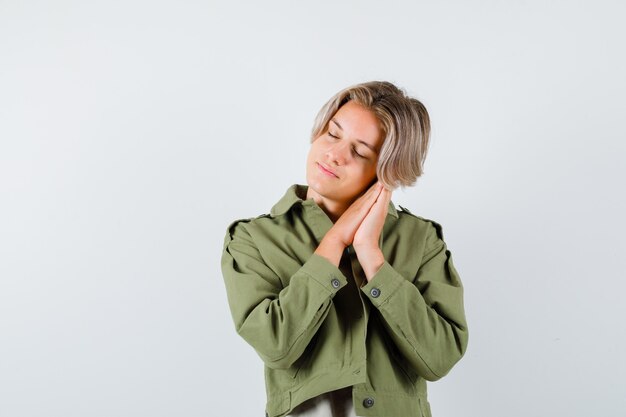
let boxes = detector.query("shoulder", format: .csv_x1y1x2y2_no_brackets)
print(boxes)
222,213,273,248
396,204,447,241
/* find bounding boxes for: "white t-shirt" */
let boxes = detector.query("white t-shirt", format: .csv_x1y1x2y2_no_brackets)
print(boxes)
286,385,356,417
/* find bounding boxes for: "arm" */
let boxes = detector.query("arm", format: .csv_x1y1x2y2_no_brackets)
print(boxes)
221,220,348,370
359,220,469,381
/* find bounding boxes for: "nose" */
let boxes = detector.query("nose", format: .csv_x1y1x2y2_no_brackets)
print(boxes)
325,140,350,166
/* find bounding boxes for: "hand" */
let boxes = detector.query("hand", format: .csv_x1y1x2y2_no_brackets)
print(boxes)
314,181,383,268
353,185,392,282
327,181,384,247
353,185,392,250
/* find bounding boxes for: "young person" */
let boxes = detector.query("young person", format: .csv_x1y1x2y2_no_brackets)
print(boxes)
221,81,469,417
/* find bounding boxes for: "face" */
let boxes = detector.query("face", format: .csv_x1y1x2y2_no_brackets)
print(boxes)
306,100,385,205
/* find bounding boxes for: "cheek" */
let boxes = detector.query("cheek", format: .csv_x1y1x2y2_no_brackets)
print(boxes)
360,164,378,183
308,142,320,158
344,165,370,185
313,143,332,160
358,161,376,174
309,138,323,153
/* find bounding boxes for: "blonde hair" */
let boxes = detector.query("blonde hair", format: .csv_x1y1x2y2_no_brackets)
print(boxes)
310,80,431,190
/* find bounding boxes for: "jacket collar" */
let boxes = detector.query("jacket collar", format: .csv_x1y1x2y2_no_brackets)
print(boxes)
270,183,398,219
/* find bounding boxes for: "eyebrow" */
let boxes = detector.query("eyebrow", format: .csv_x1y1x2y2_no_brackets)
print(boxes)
330,118,378,154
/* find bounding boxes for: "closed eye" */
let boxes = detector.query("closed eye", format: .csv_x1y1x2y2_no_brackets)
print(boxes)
328,132,366,159
352,148,364,158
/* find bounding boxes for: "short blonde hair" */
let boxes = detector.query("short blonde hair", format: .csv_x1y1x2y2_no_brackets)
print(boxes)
310,80,431,190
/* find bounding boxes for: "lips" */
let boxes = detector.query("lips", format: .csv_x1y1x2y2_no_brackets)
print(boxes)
317,162,338,178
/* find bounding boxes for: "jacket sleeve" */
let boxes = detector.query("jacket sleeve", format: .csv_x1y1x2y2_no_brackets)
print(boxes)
221,219,349,370
360,220,469,381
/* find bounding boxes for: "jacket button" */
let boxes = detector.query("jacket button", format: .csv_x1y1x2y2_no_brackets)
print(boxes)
331,278,340,288
363,397,375,408
370,288,381,298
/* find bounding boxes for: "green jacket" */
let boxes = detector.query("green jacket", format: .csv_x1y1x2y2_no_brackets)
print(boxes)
221,184,468,417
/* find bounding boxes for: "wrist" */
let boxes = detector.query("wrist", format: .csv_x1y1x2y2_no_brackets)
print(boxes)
323,231,347,249
355,248,385,282
314,233,346,267
352,243,381,254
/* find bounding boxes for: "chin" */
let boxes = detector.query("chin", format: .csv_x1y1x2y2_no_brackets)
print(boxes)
305,178,331,199
305,178,323,196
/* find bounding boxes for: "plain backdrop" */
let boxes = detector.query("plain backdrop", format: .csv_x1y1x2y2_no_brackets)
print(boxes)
1,1,625,416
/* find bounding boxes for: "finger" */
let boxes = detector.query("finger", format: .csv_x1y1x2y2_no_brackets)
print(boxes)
345,182,384,218
355,182,383,208
367,181,382,192
384,188,392,204
373,188,391,209
359,191,387,228
365,181,383,197
352,188,383,222
374,185,388,200
365,185,383,207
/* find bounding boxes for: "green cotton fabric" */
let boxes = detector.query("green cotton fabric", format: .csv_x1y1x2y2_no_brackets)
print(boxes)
221,184,469,417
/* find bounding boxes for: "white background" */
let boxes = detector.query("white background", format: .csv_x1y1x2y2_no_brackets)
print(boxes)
1,1,625,416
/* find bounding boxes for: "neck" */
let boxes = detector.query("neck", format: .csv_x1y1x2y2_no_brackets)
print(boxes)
305,186,349,223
